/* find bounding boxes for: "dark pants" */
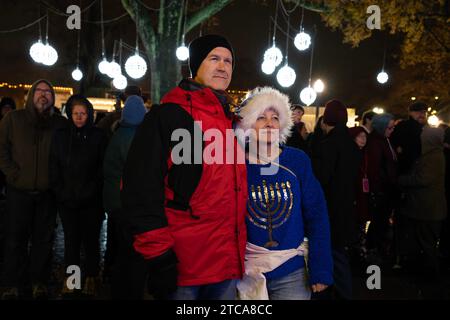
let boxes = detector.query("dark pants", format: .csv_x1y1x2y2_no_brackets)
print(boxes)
2,186,57,287
110,210,148,299
103,212,117,278
331,247,353,300
397,214,443,277
367,193,392,253
59,205,104,277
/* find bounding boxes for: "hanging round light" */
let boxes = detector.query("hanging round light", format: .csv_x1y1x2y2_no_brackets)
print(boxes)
372,107,384,114
294,31,311,51
107,60,121,79
313,79,325,93
176,45,189,61
276,64,296,88
300,86,317,106
125,53,147,79
29,40,46,64
261,60,276,75
98,58,110,75
263,45,283,67
113,74,127,90
71,67,83,81
427,115,440,127
41,43,58,66
377,71,389,84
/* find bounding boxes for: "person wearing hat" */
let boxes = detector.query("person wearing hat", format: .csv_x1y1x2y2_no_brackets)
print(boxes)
102,95,148,299
122,35,247,300
97,85,145,140
234,87,333,300
391,101,428,175
310,99,360,300
365,113,398,264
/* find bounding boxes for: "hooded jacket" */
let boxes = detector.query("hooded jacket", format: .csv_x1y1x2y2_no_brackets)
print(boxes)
49,95,107,208
122,79,248,286
0,80,67,192
399,127,447,221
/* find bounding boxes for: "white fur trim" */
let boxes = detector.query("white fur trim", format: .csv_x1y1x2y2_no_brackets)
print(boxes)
236,87,293,144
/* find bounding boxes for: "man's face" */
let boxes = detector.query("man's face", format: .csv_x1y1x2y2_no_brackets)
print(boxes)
33,82,53,113
410,110,427,125
194,47,233,91
292,109,304,124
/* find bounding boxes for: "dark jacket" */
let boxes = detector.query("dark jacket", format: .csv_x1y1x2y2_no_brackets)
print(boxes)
122,79,248,286
311,124,361,248
366,131,398,195
286,123,308,152
103,123,138,213
49,99,107,209
399,127,447,221
391,118,423,175
0,80,68,192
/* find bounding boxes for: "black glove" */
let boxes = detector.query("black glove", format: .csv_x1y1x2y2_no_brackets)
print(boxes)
146,249,178,299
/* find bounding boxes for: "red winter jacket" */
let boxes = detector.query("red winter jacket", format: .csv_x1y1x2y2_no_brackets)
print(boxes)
122,79,247,286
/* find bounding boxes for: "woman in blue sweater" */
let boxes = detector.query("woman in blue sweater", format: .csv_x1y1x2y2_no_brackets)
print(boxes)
235,87,333,300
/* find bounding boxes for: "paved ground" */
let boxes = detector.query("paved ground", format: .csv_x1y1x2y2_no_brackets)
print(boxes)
1,214,449,300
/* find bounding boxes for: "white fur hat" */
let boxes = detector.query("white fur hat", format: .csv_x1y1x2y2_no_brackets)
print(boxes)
236,86,293,144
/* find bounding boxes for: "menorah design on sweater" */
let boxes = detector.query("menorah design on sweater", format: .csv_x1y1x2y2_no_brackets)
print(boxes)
248,180,294,248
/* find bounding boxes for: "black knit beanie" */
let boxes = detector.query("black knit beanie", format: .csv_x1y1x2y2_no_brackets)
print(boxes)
188,34,235,78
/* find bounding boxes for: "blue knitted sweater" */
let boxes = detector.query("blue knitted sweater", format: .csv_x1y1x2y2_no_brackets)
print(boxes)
245,146,333,285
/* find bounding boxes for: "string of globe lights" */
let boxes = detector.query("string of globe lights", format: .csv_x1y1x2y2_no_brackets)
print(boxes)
261,1,327,106
176,0,190,61
94,0,147,88
262,0,315,89
29,7,58,66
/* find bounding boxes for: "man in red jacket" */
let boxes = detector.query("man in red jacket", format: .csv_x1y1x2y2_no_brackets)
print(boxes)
122,35,248,300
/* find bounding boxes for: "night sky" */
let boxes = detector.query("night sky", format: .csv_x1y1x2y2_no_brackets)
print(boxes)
0,0,405,114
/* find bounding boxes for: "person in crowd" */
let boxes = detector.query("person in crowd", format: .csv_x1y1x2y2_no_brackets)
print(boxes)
100,85,145,280
365,113,398,263
0,97,16,263
360,110,375,134
97,85,144,140
0,97,16,121
235,87,333,300
311,100,360,300
0,80,67,299
397,126,446,298
103,95,148,299
391,102,427,175
121,35,247,300
49,94,107,297
286,120,309,152
307,115,324,158
348,126,370,263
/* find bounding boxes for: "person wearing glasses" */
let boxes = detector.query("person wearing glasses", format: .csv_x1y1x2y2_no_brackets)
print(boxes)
0,80,68,299
49,94,107,297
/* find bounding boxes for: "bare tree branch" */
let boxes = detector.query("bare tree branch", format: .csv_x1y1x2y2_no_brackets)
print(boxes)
185,0,234,33
121,0,157,56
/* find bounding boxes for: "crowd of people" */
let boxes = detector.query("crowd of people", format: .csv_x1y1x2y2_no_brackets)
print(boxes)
0,34,448,300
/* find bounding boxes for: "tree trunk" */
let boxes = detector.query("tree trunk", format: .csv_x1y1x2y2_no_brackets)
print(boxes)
153,37,182,102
